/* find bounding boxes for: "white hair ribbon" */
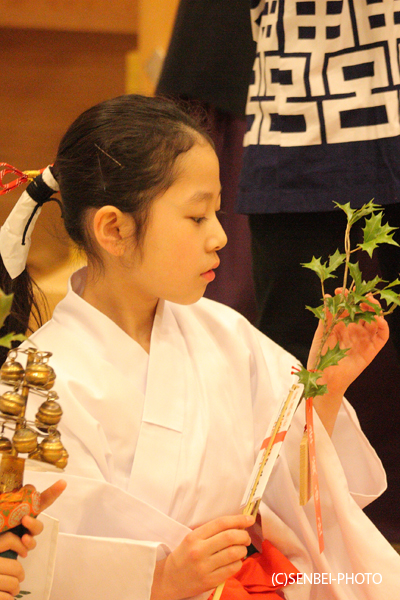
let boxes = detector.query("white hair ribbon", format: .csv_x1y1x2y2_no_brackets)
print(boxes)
0,166,59,279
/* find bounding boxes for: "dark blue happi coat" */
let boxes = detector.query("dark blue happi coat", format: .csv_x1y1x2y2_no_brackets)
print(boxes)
238,0,400,214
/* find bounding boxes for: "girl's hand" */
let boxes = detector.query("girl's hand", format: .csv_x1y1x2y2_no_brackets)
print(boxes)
309,289,389,435
0,479,66,600
151,514,255,600
0,549,24,600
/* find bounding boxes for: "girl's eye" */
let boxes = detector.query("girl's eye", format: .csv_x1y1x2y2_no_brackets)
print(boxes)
191,216,206,224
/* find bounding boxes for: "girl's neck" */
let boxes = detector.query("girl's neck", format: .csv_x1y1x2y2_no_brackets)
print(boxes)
81,264,158,354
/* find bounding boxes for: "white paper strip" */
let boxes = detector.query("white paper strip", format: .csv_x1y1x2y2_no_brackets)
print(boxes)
240,379,304,508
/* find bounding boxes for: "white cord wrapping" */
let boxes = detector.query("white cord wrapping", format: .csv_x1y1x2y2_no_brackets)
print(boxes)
0,166,59,279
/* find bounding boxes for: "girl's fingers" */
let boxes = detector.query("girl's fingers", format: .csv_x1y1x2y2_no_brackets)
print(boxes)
39,480,67,513
208,538,249,571
0,579,20,600
0,593,15,600
0,559,23,583
0,561,24,598
0,533,28,559
205,526,252,557
194,515,254,542
21,515,43,537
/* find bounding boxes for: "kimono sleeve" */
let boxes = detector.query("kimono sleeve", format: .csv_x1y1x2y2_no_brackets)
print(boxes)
50,534,160,600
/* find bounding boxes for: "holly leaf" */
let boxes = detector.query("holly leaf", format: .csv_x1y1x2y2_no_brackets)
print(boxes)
317,342,348,371
327,248,346,274
305,304,325,320
359,212,399,258
359,275,385,295
342,309,379,325
348,261,362,290
379,288,400,307
302,250,346,283
325,293,346,316
295,366,327,399
0,332,26,349
333,202,355,222
0,292,14,329
347,293,381,313
334,200,382,226
385,278,400,289
301,256,330,282
348,264,384,296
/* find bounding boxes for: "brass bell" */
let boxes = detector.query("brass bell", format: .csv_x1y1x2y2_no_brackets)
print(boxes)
28,448,42,461
0,436,13,454
0,360,24,385
35,393,62,426
12,428,38,454
25,363,56,390
0,391,25,416
39,433,64,465
54,448,69,469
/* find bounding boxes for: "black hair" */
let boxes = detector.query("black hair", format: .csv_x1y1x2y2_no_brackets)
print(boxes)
53,94,213,260
0,94,213,363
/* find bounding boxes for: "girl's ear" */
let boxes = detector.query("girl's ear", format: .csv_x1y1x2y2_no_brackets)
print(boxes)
92,206,134,256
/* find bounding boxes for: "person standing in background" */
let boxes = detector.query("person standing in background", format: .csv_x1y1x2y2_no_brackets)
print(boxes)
156,0,257,323
237,0,400,544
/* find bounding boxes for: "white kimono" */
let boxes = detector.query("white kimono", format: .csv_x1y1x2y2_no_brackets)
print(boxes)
18,268,400,599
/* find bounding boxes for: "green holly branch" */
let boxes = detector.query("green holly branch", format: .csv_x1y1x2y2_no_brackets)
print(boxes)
296,201,400,399
0,291,26,348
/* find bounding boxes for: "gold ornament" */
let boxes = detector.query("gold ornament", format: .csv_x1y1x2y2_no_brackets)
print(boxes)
0,360,24,385
28,448,42,461
0,348,67,472
54,448,69,469
12,428,38,454
0,390,25,416
0,436,13,454
39,433,64,465
35,393,62,426
25,363,56,390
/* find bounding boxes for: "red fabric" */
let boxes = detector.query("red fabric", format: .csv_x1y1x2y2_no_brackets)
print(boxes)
0,163,28,194
0,163,46,195
210,540,298,599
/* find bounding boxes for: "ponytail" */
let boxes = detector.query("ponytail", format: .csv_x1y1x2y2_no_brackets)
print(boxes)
0,263,46,365
0,165,59,364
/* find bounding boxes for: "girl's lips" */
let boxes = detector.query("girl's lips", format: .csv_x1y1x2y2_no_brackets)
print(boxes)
201,269,216,282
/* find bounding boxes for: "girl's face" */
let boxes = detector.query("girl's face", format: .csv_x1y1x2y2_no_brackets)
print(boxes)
127,140,227,305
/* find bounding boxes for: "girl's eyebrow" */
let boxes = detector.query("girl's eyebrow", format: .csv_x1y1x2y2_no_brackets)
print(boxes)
185,189,222,205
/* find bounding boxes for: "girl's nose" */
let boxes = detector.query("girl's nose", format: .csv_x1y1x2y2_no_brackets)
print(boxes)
208,216,228,252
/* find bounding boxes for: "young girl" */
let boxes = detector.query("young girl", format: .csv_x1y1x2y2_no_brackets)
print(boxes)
0,94,399,600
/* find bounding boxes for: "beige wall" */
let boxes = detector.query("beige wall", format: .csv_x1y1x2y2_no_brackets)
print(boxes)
129,0,179,95
0,0,179,316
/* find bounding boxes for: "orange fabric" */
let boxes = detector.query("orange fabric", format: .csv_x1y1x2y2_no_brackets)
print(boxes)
0,487,41,533
210,540,298,599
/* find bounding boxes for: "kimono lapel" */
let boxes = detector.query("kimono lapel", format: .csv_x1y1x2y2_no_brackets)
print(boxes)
127,301,187,514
